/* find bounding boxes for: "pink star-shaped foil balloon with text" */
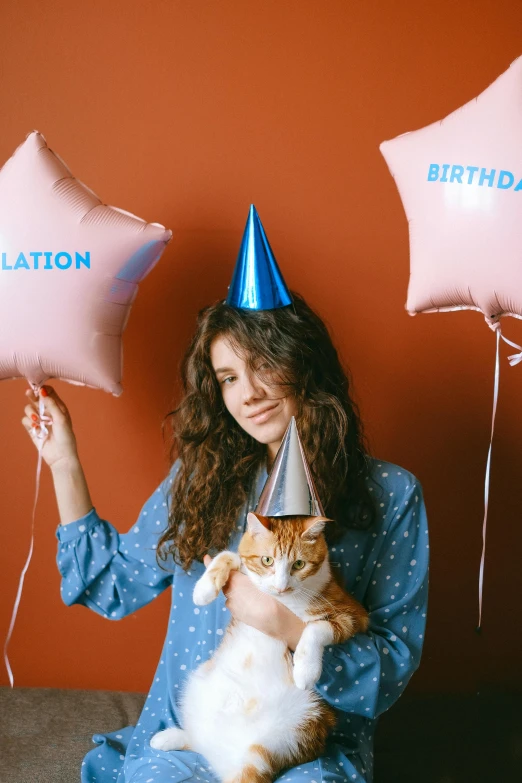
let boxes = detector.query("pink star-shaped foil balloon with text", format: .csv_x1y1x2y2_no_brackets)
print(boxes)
0,131,172,395
380,56,522,328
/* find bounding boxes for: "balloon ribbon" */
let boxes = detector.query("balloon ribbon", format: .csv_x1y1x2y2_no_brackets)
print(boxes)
478,322,522,630
3,388,50,686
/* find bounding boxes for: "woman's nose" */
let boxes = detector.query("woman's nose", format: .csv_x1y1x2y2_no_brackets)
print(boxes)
241,372,264,402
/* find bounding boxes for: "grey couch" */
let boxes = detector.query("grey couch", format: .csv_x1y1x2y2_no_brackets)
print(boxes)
1,687,520,782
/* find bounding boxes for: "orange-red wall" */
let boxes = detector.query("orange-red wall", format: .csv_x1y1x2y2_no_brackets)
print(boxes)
1,0,521,693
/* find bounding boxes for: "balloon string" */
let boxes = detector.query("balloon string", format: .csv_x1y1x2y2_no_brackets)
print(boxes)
477,326,501,630
3,388,50,687
486,317,522,364
499,334,522,366
477,321,522,630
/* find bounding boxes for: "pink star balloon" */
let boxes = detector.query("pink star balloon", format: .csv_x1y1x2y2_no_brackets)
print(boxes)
380,56,522,328
0,131,172,395
381,57,522,628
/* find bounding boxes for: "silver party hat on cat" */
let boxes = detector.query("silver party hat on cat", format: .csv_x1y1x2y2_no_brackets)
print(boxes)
255,417,325,517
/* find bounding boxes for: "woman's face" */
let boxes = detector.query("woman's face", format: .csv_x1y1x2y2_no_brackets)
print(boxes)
210,335,298,459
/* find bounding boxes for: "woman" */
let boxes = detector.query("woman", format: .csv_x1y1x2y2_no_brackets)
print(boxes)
22,210,429,783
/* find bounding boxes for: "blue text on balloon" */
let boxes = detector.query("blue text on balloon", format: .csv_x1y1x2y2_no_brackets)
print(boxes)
427,164,522,190
0,252,91,270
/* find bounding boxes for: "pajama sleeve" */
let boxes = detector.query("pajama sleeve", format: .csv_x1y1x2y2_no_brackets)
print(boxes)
315,478,429,718
55,461,180,619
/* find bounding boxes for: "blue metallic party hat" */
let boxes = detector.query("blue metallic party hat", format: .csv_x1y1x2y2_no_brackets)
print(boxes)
226,205,292,310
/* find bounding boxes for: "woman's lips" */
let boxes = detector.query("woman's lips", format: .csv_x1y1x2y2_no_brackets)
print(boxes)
247,402,279,424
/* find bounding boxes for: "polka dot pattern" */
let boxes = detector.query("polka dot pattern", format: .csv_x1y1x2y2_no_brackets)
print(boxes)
56,458,429,783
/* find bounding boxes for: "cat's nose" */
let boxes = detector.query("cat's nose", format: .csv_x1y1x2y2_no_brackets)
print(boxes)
275,586,292,593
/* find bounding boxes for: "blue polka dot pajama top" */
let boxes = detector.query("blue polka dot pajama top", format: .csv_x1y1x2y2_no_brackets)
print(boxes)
56,457,429,783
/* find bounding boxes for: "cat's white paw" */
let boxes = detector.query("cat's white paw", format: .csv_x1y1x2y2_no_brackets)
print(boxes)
193,573,219,606
193,551,241,605
150,727,189,752
293,645,323,690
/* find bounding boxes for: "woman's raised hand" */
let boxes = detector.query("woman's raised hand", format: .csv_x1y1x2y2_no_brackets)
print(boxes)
22,386,79,469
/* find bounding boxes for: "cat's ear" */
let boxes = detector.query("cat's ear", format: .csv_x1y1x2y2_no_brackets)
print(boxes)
301,516,331,543
247,512,272,538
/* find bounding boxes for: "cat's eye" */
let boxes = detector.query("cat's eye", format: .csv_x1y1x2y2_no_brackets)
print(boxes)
293,560,305,570
261,556,274,567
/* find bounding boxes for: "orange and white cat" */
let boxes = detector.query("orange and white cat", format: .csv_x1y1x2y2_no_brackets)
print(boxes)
151,512,369,783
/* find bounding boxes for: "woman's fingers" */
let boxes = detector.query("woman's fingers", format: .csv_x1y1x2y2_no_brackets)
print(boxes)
21,415,34,432
25,385,70,419
24,389,39,412
23,403,47,422
222,568,245,596
21,416,40,440
23,398,59,426
39,392,64,419
46,388,72,420
36,387,71,423
23,384,71,442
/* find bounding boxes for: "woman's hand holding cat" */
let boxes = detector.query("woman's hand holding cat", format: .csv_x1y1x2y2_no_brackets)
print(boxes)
200,554,305,650
223,568,305,650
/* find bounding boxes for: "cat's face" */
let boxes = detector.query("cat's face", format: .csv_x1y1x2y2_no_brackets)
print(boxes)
238,512,330,596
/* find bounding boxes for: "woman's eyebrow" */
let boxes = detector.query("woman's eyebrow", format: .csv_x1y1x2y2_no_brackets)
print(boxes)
213,366,236,375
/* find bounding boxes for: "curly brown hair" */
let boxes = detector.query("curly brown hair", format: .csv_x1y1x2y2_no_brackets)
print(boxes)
158,292,381,571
